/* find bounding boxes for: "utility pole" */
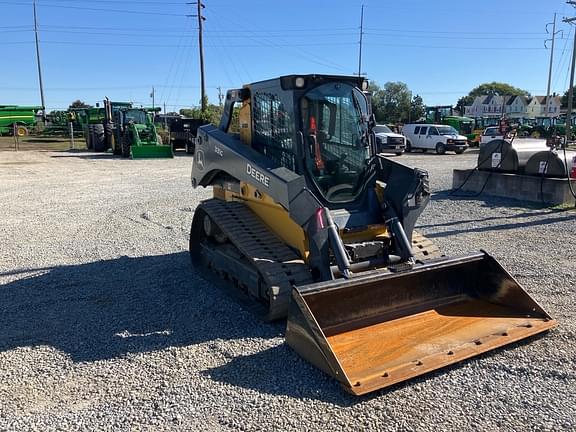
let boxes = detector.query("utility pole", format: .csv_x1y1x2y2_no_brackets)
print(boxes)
163,102,167,129
217,86,223,107
357,5,364,78
33,0,46,122
563,2,576,142
545,13,561,119
197,1,206,112
187,2,207,112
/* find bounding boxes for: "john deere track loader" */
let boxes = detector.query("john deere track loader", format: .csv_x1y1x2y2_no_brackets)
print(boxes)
189,75,556,395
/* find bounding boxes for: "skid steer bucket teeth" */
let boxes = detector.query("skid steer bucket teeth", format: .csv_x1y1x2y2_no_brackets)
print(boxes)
286,252,556,395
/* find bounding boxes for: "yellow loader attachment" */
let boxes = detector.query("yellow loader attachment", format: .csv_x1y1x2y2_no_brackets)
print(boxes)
285,252,556,395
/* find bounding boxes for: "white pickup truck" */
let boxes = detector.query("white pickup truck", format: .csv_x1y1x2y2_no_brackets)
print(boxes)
373,124,406,156
479,126,505,147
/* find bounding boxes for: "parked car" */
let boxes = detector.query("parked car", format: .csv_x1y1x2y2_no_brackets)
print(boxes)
402,124,468,154
373,124,406,156
479,126,505,147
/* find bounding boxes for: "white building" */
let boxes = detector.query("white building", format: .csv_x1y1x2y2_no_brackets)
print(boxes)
465,94,561,119
505,95,529,118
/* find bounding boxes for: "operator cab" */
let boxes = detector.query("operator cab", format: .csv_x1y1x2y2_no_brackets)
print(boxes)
219,74,376,207
300,82,372,203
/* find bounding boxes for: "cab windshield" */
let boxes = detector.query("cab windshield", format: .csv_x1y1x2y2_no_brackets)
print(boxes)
124,109,147,124
300,82,370,203
437,126,458,135
373,125,392,134
460,122,473,134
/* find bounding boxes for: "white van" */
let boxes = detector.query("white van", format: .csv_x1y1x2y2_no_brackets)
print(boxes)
402,124,468,154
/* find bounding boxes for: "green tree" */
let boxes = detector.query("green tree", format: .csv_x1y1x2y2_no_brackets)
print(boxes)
409,94,425,123
180,103,223,125
455,95,474,114
560,87,576,108
68,99,92,109
369,81,416,123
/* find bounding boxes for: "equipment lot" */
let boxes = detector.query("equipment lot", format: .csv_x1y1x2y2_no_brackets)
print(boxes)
0,147,574,431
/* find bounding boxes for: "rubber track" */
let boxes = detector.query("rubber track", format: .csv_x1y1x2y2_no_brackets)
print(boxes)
198,200,442,318
199,199,313,320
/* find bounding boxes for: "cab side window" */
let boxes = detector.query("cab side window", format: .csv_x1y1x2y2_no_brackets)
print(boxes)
428,127,439,136
253,91,295,170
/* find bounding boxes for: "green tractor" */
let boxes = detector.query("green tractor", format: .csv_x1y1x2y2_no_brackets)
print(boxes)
111,106,173,159
425,106,477,145
80,101,132,151
82,106,106,151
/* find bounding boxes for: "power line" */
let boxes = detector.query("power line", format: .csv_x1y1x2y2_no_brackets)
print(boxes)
36,0,186,4
34,24,357,33
5,39,559,50
0,85,227,90
364,27,547,35
0,1,187,16
38,29,197,38
4,26,557,42
205,7,348,72
366,32,561,41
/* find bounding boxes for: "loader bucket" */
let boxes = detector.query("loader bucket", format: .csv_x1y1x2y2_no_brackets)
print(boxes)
130,145,173,159
285,252,556,395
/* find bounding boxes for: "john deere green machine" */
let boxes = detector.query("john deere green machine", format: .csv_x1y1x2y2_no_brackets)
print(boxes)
82,101,132,151
0,105,43,136
425,106,477,144
109,104,172,159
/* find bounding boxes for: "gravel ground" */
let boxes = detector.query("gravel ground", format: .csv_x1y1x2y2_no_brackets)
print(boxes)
0,148,574,431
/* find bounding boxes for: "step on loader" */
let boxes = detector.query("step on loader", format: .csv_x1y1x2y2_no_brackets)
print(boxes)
188,75,556,395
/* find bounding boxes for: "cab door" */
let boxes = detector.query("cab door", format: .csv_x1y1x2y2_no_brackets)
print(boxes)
418,126,428,149
424,126,439,149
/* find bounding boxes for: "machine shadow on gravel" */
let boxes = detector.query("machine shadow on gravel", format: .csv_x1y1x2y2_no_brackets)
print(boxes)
48,150,192,160
203,344,358,406
0,252,281,362
204,332,550,406
422,191,574,238
49,152,132,160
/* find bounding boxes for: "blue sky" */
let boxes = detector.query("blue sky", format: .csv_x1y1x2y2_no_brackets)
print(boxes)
0,0,574,112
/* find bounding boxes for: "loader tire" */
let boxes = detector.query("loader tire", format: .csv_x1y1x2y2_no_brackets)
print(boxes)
121,133,131,158
104,123,115,152
112,134,122,156
93,124,106,152
86,125,94,150
411,231,443,263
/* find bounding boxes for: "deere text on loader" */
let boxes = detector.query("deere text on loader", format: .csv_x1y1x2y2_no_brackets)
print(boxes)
189,75,556,395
